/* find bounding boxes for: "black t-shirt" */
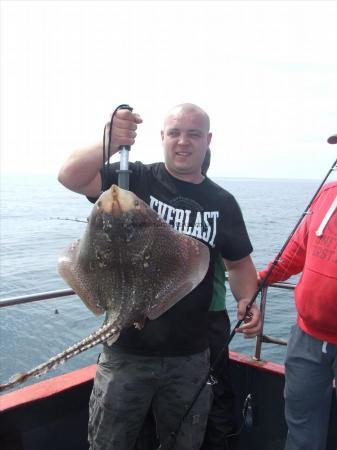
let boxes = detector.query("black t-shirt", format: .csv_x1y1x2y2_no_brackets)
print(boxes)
89,161,253,356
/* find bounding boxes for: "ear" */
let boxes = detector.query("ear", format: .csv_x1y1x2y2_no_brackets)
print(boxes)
160,130,164,141
207,132,212,146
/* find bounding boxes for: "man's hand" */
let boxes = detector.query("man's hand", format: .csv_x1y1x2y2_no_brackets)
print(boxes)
235,299,261,338
108,108,143,154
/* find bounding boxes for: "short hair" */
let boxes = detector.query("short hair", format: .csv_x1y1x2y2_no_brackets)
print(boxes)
164,103,210,132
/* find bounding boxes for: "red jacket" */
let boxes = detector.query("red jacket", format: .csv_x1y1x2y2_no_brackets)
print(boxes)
259,181,337,344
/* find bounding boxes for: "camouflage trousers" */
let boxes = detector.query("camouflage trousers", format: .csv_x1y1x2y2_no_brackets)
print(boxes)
88,346,212,450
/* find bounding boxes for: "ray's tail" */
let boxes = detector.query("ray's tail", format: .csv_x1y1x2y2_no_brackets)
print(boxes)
0,322,119,393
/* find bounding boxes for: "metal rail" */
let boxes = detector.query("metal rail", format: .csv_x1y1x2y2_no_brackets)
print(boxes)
254,285,290,361
0,281,296,309
0,289,75,308
0,281,296,360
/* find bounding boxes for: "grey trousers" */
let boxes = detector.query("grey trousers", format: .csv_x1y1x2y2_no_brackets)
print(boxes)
88,346,212,450
284,325,337,450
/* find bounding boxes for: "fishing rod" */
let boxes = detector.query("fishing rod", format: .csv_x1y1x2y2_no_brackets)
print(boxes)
102,104,133,191
162,139,337,450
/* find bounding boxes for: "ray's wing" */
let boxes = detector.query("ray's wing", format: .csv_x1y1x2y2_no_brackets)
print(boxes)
58,240,105,316
146,233,210,320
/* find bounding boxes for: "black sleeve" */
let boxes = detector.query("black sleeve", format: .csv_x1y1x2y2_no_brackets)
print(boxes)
219,194,253,261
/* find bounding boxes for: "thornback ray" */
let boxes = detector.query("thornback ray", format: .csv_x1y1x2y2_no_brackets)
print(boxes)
0,185,210,392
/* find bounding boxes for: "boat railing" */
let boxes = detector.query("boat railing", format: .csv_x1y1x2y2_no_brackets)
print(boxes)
0,289,75,308
0,281,296,362
254,282,295,361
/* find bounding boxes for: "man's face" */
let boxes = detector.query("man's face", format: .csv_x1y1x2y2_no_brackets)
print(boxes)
161,109,212,182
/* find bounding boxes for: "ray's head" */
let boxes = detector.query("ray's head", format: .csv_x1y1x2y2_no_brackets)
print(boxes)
95,185,141,217
87,185,150,240
161,103,212,183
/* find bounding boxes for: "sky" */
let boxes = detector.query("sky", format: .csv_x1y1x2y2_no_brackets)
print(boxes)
1,0,337,180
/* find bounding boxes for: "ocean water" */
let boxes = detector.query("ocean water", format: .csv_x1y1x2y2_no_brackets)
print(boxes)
0,173,333,389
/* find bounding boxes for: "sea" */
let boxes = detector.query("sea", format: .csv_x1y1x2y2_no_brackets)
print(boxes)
1,173,335,390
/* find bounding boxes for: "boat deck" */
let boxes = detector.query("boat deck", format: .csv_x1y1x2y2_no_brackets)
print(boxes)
1,352,336,450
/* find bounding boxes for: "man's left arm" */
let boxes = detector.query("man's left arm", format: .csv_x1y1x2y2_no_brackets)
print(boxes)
224,255,261,338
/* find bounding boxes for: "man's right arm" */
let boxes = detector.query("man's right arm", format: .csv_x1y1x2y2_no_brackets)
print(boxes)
58,142,104,197
57,109,142,197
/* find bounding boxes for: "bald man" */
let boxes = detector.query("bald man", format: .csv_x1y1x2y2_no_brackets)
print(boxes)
58,104,261,450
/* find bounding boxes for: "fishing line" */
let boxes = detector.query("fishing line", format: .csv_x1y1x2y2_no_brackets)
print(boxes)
48,217,88,223
162,155,337,450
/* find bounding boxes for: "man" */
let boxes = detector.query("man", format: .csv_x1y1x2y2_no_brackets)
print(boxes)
58,103,261,450
200,149,238,450
259,181,337,450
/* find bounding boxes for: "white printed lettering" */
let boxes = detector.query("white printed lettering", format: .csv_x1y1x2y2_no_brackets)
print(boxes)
148,196,219,246
209,211,219,246
191,212,203,239
174,209,185,232
149,196,158,210
202,212,211,242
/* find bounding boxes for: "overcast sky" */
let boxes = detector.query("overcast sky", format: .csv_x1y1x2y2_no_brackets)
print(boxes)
1,1,337,179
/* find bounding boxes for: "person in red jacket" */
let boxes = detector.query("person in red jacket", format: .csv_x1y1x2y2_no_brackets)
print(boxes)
259,180,337,450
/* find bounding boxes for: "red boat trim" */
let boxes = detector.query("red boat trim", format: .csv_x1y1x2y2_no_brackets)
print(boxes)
0,353,285,413
229,351,285,376
0,364,97,412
